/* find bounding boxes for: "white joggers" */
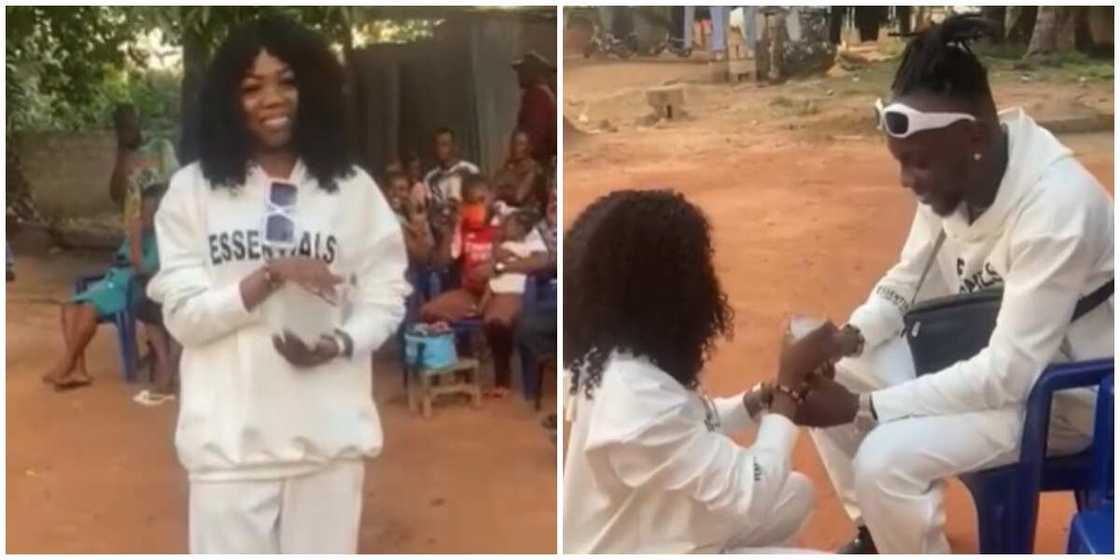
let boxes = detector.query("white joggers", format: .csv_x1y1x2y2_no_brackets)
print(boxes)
189,460,366,554
723,471,816,552
810,337,1094,553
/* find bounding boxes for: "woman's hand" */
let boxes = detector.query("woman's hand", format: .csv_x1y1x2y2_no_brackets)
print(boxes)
272,331,340,368
269,257,343,303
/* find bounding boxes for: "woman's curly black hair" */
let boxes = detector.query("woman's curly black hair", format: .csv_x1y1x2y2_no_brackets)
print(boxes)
195,15,353,191
565,190,734,398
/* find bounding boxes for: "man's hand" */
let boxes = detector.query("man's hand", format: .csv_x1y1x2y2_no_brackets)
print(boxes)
272,331,340,368
777,321,842,389
836,324,865,357
794,375,860,427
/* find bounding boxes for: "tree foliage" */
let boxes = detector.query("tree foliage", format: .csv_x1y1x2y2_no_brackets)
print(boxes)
6,6,147,130
6,6,428,133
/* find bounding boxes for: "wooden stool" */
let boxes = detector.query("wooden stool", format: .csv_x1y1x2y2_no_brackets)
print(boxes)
407,358,483,419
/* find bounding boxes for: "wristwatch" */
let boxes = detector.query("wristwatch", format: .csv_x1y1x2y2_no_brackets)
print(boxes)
854,392,878,432
332,329,354,359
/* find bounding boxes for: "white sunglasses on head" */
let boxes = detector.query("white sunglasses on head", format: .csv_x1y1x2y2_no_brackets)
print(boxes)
873,98,976,139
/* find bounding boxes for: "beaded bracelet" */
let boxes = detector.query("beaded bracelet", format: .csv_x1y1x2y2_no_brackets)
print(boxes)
773,382,807,405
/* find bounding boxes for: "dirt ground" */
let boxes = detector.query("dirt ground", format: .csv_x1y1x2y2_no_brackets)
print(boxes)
563,53,1114,553
5,250,557,553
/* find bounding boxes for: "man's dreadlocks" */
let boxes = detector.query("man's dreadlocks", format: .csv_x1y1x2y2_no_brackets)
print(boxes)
891,15,1001,109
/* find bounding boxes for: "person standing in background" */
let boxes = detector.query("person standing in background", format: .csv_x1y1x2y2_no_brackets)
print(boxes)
513,51,557,166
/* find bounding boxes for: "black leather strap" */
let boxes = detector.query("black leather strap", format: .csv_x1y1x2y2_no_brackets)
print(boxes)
1072,279,1114,322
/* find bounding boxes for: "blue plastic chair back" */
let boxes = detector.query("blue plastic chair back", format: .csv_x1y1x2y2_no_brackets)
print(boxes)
959,358,1114,553
1088,375,1114,508
1066,376,1113,555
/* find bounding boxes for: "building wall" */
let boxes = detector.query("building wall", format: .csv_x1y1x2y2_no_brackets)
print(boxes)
351,12,557,181
13,130,120,220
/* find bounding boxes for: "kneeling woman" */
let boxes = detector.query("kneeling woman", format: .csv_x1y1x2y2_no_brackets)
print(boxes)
562,190,837,553
148,17,409,553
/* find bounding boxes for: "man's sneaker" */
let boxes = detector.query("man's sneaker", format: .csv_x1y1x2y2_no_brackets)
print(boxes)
838,526,877,554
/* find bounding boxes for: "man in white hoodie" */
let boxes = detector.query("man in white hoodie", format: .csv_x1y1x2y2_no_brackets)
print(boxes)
795,16,1114,553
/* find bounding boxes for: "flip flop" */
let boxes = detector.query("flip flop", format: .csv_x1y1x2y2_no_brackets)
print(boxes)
132,389,176,407
52,377,92,392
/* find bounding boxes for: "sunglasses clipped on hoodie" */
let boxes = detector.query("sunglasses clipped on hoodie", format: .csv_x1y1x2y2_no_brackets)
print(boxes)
264,181,298,249
873,98,977,139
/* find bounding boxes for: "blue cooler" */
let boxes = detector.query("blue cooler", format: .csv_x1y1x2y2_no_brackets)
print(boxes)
404,324,458,371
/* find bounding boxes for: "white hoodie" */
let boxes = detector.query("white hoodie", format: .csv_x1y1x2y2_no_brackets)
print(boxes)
563,353,799,553
848,108,1114,423
148,161,410,481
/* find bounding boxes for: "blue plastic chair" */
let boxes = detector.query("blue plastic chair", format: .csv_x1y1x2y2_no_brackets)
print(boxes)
73,272,142,383
1068,502,1114,554
516,272,557,409
958,358,1115,553
1067,375,1114,554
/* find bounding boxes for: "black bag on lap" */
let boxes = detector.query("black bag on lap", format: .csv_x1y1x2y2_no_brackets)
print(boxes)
902,230,1113,376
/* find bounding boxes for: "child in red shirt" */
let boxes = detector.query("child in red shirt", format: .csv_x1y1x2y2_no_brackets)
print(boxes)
421,174,522,397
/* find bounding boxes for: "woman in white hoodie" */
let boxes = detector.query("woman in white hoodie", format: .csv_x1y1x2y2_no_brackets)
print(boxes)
147,17,408,553
563,189,843,553
797,15,1114,553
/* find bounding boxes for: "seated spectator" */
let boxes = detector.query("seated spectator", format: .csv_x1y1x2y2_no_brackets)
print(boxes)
43,183,170,391
402,150,428,209
485,209,545,303
422,126,480,212
513,180,558,408
493,129,543,208
474,210,548,394
500,176,556,276
385,170,435,268
421,174,521,397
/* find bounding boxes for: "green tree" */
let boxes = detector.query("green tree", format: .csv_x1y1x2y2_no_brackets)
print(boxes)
6,6,147,130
